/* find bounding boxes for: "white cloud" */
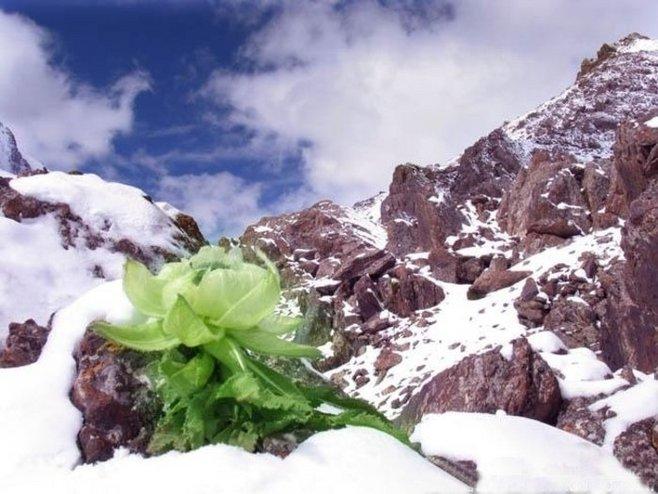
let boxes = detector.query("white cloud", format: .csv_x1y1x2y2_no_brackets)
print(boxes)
157,171,264,239
0,10,149,167
204,0,658,206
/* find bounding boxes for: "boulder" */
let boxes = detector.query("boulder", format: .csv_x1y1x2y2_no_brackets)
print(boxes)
377,265,445,317
381,164,464,256
0,319,50,368
71,331,156,463
613,418,658,491
467,266,531,300
498,152,591,240
332,248,396,282
399,338,562,427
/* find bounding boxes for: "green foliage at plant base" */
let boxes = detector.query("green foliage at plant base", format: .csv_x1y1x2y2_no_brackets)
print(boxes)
92,246,407,453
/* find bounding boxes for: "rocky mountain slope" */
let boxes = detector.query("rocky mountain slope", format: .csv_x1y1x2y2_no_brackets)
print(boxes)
240,33,658,490
0,33,657,492
0,127,205,365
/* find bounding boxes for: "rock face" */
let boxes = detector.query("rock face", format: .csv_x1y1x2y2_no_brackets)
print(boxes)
71,331,156,463
599,119,658,373
467,263,530,300
0,123,33,175
381,164,464,256
237,37,658,457
399,339,562,427
497,152,591,239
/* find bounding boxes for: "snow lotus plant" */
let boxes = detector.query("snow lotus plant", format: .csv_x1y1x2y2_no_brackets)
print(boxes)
92,246,406,453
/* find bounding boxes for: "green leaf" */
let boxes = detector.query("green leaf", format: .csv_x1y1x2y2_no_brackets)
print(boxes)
160,351,215,397
123,259,166,316
317,410,410,445
195,263,280,329
244,356,305,399
299,384,388,420
163,295,220,347
213,373,311,413
257,313,302,335
204,338,249,373
92,320,179,351
229,328,322,359
161,270,198,311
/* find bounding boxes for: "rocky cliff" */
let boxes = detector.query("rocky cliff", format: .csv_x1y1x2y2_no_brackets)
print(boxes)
239,33,658,490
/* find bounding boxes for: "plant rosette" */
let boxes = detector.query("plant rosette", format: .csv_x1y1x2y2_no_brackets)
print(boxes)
92,246,407,453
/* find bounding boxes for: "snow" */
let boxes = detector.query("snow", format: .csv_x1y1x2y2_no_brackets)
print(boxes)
0,214,125,340
622,37,658,54
327,227,627,417
590,375,658,451
4,426,468,494
10,172,184,252
0,281,468,494
0,280,137,482
646,115,658,128
412,412,649,493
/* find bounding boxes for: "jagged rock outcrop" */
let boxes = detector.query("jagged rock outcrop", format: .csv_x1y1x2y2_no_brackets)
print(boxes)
0,123,33,175
71,331,156,463
381,164,463,256
399,338,562,427
497,152,591,241
599,119,658,373
606,118,658,217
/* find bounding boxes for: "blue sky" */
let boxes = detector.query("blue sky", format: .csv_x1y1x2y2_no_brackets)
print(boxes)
0,0,657,239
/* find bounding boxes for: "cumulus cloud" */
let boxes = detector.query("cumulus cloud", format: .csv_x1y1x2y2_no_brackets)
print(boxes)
0,10,149,167
204,0,658,205
157,171,265,239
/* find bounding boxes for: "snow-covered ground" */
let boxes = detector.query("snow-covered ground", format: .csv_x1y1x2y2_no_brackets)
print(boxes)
0,281,467,494
412,412,649,493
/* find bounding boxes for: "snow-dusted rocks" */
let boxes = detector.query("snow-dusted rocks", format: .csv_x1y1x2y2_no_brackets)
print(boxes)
239,33,658,491
399,338,562,427
0,123,33,175
0,170,205,344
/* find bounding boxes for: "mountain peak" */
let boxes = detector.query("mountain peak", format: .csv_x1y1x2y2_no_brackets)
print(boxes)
0,124,33,176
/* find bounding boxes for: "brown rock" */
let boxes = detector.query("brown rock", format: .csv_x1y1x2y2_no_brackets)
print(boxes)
613,418,658,491
71,331,156,463
467,268,531,300
399,338,562,427
374,348,403,374
353,275,383,321
332,248,395,283
378,266,445,317
498,152,591,240
381,164,464,256
0,319,51,368
606,120,658,218
597,120,658,372
544,298,600,351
